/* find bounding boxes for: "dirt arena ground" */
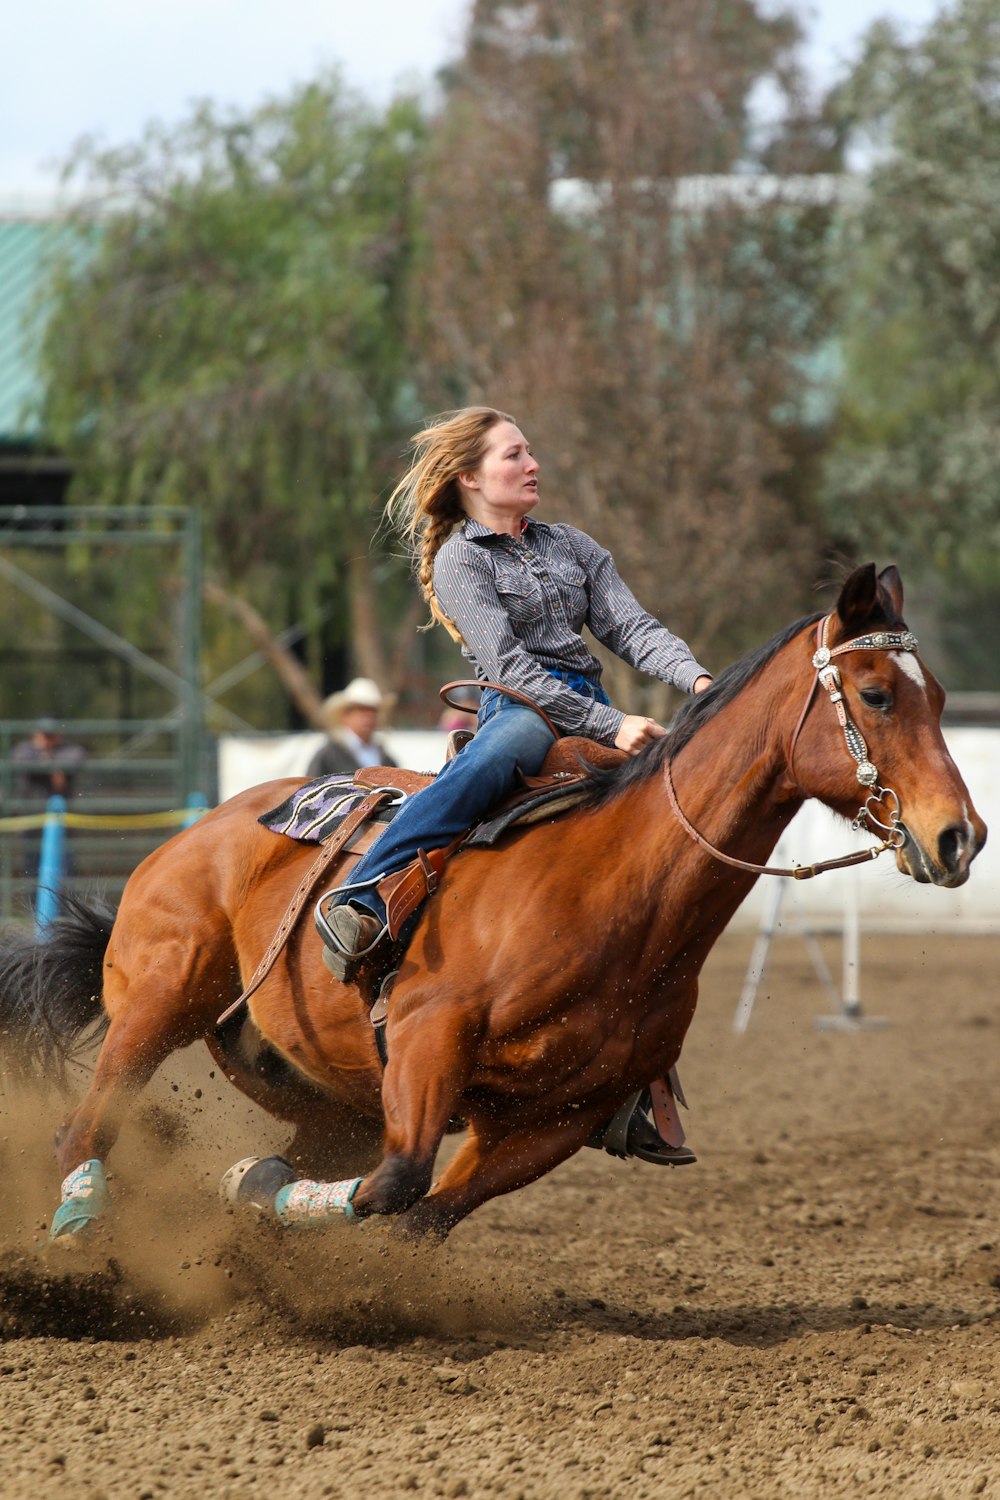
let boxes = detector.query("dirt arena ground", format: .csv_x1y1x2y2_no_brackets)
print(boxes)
1,928,998,1500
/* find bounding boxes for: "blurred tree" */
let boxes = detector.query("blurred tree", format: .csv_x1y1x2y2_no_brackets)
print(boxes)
823,0,1000,686
33,75,428,726
418,0,840,704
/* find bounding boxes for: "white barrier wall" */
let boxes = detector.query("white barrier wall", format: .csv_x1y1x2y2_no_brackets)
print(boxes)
218,729,451,803
218,726,1000,934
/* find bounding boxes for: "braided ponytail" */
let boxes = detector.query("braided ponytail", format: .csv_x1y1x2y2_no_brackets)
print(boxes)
386,407,514,644
417,511,465,642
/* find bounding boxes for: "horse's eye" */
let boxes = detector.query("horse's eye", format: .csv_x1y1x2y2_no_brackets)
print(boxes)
860,687,892,711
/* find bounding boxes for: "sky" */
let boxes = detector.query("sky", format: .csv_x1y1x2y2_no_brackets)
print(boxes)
1,0,950,204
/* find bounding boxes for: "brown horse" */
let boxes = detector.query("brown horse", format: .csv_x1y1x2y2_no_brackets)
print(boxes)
0,564,986,1239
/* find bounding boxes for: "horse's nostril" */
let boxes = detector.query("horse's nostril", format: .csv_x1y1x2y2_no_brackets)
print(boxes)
938,824,965,872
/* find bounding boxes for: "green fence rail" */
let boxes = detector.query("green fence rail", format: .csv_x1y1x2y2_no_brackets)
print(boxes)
0,793,209,930
0,717,216,923
1,505,212,922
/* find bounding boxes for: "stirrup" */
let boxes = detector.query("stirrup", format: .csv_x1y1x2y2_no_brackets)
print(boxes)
587,1090,697,1168
317,905,388,982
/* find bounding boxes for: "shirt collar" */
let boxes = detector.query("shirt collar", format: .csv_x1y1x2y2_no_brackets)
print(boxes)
461,515,548,544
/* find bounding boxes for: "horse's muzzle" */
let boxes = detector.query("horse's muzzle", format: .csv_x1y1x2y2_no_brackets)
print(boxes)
896,815,987,887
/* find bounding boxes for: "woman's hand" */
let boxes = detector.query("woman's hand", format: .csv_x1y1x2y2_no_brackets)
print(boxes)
615,715,666,755
693,675,713,694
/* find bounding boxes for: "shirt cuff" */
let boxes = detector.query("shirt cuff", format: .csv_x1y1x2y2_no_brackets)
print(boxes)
583,700,626,745
674,660,712,695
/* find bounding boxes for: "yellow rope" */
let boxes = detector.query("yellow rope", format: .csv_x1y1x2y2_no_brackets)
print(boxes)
0,808,207,832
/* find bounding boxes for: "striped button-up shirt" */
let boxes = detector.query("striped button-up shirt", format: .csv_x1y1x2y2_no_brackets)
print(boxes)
433,517,711,744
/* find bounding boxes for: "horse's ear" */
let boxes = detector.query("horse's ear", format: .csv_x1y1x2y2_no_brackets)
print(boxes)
836,563,879,630
878,564,904,620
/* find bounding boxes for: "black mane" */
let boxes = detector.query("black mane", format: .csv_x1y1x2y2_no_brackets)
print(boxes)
580,611,825,809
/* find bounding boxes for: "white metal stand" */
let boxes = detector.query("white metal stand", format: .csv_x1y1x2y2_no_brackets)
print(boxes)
733,867,888,1034
813,866,888,1031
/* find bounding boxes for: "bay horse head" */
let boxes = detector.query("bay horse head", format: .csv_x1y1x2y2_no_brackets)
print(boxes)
784,563,986,888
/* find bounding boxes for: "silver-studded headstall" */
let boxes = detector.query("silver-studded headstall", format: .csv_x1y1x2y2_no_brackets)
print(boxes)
811,617,918,845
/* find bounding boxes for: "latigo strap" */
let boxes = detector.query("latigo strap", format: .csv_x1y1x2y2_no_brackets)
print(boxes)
215,788,398,1026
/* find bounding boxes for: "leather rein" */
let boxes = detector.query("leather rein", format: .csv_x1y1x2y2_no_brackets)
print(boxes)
663,615,918,881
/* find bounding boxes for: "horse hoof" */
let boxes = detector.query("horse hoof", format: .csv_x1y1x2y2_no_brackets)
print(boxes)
220,1155,297,1212
49,1159,111,1240
220,1156,263,1203
50,1234,89,1254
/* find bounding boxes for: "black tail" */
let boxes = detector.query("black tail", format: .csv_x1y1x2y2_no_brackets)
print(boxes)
0,894,114,1084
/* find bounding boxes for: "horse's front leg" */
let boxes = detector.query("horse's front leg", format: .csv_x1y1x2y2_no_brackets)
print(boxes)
350,1003,481,1220
220,993,481,1227
393,1108,602,1240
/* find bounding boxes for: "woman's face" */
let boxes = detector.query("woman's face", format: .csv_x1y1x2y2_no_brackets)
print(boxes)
459,421,539,521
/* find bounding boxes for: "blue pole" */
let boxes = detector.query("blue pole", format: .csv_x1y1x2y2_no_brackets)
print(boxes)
183,792,207,828
35,794,66,935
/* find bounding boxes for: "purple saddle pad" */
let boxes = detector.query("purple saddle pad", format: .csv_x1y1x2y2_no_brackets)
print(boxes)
259,775,396,845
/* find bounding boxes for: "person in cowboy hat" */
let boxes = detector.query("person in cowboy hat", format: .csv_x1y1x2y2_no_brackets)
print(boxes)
306,678,398,779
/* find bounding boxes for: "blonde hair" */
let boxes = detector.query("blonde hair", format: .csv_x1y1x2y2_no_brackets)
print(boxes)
386,406,515,643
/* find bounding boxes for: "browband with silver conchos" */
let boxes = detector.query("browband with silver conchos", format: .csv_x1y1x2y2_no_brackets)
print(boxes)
813,629,918,670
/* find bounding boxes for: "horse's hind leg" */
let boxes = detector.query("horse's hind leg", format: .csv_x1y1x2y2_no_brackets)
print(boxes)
50,918,235,1236
56,1007,187,1170
50,1001,189,1237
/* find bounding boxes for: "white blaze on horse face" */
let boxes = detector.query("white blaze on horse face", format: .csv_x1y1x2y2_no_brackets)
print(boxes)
961,801,976,847
896,653,926,693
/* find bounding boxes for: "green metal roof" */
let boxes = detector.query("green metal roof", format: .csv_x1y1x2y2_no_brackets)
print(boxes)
0,207,93,443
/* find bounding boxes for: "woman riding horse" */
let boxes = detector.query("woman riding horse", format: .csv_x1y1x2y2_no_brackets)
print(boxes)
6,557,984,1239
320,406,713,1164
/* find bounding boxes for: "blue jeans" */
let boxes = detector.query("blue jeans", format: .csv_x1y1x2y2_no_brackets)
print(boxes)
337,689,560,924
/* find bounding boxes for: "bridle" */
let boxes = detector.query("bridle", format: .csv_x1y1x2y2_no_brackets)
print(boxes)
663,614,919,880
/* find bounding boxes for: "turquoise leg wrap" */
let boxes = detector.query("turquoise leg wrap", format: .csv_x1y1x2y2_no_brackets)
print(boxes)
50,1159,111,1240
273,1176,363,1228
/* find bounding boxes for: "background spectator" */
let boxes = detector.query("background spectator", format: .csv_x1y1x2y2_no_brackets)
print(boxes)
306,678,397,778
11,717,87,802
10,717,88,878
